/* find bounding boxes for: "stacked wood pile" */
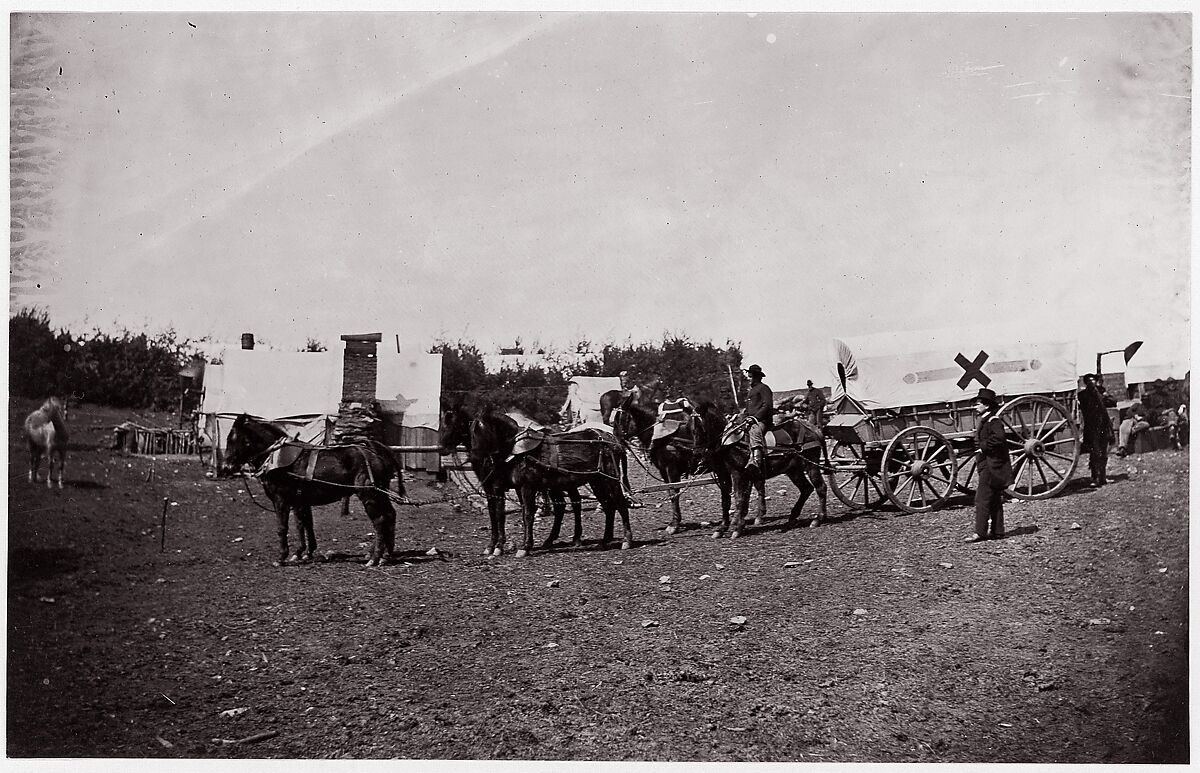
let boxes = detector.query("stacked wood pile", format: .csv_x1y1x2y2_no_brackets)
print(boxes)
112,422,198,456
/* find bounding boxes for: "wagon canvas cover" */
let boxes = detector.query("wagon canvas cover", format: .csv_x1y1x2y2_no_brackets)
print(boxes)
829,328,1078,411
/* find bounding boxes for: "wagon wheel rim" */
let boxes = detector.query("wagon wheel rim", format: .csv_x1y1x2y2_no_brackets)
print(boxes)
997,395,1080,499
826,440,885,511
881,427,957,513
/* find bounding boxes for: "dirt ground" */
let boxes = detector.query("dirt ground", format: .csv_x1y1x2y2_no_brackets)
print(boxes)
6,398,1189,762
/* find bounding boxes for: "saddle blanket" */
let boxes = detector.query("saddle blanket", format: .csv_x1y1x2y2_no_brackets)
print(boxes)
652,398,692,443
507,423,618,462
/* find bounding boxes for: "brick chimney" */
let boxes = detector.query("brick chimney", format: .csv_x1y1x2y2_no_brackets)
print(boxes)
334,333,383,443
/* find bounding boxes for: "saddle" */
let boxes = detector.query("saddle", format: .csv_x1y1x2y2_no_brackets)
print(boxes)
652,397,693,443
506,425,621,474
720,416,823,453
259,439,320,479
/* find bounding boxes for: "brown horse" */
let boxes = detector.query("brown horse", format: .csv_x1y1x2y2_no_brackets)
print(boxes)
610,395,733,535
222,414,405,567
702,413,828,538
440,401,585,556
24,397,69,489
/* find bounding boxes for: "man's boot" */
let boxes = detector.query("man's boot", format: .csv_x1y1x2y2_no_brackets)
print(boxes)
747,447,763,471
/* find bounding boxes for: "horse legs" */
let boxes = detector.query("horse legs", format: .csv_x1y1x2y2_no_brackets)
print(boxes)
753,476,767,527
596,482,633,550
568,488,583,547
728,472,751,539
485,491,506,557
663,465,684,535
362,494,396,567
514,483,538,558
273,502,292,566
294,503,317,562
540,491,566,550
52,449,65,489
28,442,42,485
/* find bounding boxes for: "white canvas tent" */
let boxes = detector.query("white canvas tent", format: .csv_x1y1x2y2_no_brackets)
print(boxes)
199,347,442,467
560,376,621,426
829,328,1079,411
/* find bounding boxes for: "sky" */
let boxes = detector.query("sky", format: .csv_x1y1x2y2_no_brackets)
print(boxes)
9,8,1192,389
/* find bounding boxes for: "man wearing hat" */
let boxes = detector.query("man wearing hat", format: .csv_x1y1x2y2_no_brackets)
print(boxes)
1077,373,1113,486
744,364,773,471
803,379,827,428
968,387,1013,542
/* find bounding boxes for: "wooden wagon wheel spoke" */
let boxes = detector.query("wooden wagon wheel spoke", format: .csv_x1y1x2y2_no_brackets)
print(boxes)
1036,455,1067,482
1041,436,1077,449
1035,418,1068,442
1042,449,1076,464
827,441,886,511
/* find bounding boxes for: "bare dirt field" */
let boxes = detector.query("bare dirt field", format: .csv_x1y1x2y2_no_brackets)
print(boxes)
7,398,1189,762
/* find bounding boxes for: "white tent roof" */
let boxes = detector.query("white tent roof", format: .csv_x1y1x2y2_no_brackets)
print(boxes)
829,327,1079,410
200,347,442,429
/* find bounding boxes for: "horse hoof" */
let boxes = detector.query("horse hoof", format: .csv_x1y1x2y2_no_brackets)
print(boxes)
729,531,741,540
515,549,528,558
665,525,678,535
621,541,632,550
366,558,380,568
272,560,283,568
809,519,821,529
753,519,764,527
711,531,723,539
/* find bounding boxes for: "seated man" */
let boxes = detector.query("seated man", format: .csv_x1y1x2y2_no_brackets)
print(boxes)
1117,402,1151,456
744,364,773,471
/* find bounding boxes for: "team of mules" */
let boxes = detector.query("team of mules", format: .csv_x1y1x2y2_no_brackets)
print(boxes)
221,414,406,567
439,400,632,556
24,396,69,489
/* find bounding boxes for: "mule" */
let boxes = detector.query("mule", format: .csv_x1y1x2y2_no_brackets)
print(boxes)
610,395,733,535
703,414,828,538
509,424,634,556
222,414,405,567
440,402,585,556
24,397,69,489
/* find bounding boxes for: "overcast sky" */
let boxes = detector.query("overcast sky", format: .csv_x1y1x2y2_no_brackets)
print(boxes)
10,9,1191,388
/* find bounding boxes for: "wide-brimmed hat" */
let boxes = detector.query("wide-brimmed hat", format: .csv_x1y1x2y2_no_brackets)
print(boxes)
746,364,765,378
973,387,999,406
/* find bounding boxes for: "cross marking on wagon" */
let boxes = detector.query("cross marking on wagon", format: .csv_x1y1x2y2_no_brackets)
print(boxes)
955,350,991,389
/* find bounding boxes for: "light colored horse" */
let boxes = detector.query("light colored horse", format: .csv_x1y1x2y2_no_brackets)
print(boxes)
24,397,69,489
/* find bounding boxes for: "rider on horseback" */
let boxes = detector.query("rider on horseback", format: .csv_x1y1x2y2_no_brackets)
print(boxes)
744,364,773,472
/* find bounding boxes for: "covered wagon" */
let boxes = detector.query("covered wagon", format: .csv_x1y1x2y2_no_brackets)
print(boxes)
823,328,1081,513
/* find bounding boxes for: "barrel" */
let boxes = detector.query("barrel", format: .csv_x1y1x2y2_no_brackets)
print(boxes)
241,333,255,350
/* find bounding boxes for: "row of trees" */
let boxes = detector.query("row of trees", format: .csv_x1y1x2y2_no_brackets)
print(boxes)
11,308,746,417
433,335,745,423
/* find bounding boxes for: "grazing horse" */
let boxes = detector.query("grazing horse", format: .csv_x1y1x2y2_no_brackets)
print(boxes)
440,402,585,556
24,397,69,489
610,395,733,535
509,423,634,556
703,413,828,538
221,414,405,567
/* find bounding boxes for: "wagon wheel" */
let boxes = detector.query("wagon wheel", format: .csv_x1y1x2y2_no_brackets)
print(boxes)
881,427,958,513
997,395,1080,499
826,440,885,511
955,451,980,497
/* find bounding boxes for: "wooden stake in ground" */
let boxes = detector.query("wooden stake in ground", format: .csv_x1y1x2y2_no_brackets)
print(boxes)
160,497,169,552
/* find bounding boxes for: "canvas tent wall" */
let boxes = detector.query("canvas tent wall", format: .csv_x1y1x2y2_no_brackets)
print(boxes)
829,328,1079,411
560,376,622,426
199,347,442,471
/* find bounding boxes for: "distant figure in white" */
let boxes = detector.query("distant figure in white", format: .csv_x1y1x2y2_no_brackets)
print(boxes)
25,396,69,489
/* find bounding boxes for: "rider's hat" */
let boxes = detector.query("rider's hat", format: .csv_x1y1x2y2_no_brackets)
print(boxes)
746,364,765,379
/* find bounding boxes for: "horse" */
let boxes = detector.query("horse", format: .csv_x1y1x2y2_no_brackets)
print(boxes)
599,377,663,425
610,394,733,535
24,397,69,489
440,401,585,556
701,412,828,538
221,414,405,567
509,423,634,556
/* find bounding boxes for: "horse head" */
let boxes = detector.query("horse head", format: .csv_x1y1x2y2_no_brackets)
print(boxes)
222,414,284,475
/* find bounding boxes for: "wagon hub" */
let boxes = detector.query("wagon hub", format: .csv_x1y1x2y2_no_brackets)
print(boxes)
1024,438,1045,458
909,459,931,478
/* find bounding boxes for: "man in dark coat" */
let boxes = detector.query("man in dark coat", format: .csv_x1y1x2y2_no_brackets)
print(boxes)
967,387,1013,543
1077,373,1113,486
744,364,773,471
803,379,827,427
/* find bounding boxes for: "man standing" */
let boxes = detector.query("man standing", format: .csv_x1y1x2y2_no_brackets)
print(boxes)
1077,373,1113,486
803,379,827,428
967,387,1013,543
744,364,773,471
